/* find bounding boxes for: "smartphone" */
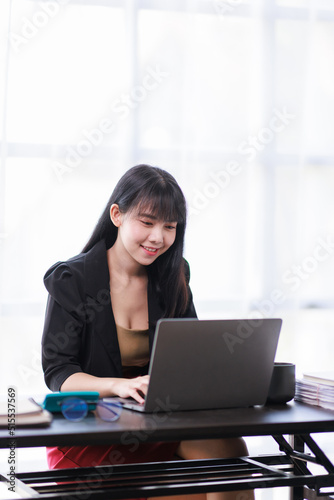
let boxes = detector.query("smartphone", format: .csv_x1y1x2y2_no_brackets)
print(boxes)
43,391,100,413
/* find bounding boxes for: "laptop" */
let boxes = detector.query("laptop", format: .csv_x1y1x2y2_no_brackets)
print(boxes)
109,317,282,413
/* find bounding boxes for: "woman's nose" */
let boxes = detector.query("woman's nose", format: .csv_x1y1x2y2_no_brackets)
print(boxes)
148,225,163,243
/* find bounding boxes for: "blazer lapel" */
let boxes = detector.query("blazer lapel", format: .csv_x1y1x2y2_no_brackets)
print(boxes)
147,279,164,353
84,240,122,374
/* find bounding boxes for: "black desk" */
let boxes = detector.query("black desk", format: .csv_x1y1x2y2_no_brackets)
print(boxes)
1,402,334,500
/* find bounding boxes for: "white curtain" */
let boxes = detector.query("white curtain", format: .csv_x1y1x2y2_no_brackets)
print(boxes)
1,0,334,395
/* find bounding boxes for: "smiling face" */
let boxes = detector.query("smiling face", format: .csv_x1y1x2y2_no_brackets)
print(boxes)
110,204,177,268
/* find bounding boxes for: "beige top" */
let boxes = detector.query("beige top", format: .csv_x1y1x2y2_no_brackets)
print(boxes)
116,323,150,369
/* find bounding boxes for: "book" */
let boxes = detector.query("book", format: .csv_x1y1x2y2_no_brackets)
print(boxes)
0,397,52,427
303,371,334,387
295,378,334,411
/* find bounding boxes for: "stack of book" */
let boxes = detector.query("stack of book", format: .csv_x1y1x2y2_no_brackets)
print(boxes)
0,397,52,427
295,372,334,410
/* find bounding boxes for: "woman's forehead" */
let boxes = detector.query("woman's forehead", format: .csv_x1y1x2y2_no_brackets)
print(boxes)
136,211,178,223
132,198,181,222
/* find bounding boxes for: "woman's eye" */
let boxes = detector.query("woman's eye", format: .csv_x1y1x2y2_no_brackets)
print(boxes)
166,225,176,230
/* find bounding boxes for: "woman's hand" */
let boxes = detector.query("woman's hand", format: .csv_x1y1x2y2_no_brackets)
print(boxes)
111,375,150,404
61,372,150,402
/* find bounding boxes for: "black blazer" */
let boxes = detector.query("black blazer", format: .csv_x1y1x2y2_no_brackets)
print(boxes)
41,240,197,391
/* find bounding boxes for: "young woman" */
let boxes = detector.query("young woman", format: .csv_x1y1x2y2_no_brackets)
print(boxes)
42,164,254,500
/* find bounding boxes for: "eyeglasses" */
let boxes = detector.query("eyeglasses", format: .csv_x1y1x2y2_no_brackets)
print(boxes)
60,397,122,422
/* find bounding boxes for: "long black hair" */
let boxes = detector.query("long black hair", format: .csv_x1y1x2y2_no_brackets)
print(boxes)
82,164,189,317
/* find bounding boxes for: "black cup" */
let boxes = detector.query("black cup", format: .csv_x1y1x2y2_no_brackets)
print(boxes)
266,362,296,404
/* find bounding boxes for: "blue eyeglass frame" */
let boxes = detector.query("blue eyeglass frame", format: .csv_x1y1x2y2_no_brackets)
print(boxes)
60,397,123,422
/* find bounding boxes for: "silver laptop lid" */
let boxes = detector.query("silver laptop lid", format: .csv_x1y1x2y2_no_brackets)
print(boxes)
141,318,282,412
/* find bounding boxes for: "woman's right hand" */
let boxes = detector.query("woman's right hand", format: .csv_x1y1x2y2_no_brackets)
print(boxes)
111,375,150,404
60,372,150,402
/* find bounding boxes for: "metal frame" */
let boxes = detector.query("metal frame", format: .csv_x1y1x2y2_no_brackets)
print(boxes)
1,433,334,500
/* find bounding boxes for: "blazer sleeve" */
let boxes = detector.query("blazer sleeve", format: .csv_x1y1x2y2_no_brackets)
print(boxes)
41,261,86,392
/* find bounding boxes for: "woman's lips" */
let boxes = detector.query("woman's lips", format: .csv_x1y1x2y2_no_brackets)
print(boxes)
141,245,159,256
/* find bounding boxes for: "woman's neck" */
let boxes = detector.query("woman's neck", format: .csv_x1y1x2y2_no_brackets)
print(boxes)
107,241,146,281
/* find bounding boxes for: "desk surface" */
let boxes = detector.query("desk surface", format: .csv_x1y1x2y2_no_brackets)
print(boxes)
1,402,334,449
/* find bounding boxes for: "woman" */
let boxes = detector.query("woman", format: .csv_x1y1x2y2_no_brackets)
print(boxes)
42,164,254,500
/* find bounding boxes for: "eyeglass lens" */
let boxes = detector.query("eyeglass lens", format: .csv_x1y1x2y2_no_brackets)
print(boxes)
96,401,122,422
60,397,122,422
61,397,88,422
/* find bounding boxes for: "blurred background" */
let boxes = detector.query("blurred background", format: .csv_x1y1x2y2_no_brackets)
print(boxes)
1,1,334,496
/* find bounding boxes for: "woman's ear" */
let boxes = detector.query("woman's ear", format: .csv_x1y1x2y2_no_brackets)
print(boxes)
110,204,122,227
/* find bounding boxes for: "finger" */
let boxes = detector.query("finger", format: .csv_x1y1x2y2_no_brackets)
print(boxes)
134,375,149,384
129,388,145,404
137,382,149,394
135,379,149,395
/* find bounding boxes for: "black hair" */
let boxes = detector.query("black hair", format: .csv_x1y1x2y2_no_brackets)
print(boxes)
82,164,189,317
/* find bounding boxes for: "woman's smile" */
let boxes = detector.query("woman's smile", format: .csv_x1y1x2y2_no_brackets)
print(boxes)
141,245,160,256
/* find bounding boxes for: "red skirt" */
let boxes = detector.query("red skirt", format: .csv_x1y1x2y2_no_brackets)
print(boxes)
47,441,180,500
47,442,180,469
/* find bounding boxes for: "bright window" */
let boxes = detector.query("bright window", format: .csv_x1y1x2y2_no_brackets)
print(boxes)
1,0,334,398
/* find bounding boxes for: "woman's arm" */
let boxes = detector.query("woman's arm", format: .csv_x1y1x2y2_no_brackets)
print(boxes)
61,372,149,404
42,260,138,396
